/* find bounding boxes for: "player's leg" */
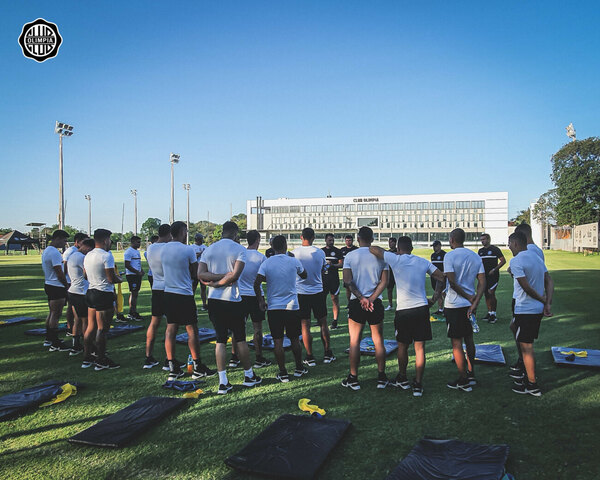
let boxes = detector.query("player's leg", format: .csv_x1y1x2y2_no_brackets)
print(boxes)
344,315,364,390
369,319,388,388
82,305,97,367
413,341,426,383
95,306,118,369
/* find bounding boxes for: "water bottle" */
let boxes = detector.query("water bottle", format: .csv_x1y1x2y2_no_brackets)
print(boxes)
187,354,193,373
469,314,480,333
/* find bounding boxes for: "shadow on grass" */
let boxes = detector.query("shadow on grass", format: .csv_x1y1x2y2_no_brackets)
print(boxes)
0,415,107,442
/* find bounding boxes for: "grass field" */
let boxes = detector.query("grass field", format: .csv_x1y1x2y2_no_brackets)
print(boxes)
1,249,599,479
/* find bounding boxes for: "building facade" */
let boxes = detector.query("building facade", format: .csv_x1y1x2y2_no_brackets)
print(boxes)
247,192,508,246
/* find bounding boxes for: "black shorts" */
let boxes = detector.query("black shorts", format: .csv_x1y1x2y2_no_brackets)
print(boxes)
394,305,432,344
86,289,115,311
430,277,443,292
445,307,472,339
151,290,166,317
68,292,88,318
348,298,384,326
208,299,245,344
511,298,515,316
148,275,154,289
267,310,301,340
45,284,68,301
322,273,340,295
298,293,327,320
241,295,265,323
126,274,142,293
164,292,197,325
485,272,499,291
513,313,543,343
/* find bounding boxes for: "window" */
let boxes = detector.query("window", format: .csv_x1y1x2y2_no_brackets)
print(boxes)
358,217,379,227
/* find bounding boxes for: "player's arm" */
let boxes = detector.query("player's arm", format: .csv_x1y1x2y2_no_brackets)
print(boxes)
516,276,546,304
189,261,198,281
204,260,246,287
543,272,554,316
445,271,474,302
106,268,123,284
343,268,372,311
53,265,68,288
430,269,445,305
468,272,486,317
369,269,388,303
254,273,267,311
298,269,307,279
368,246,385,259
197,261,225,282
124,260,142,275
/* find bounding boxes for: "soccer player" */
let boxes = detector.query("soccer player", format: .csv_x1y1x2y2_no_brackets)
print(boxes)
508,231,553,396
341,226,389,390
370,236,445,396
124,235,144,321
63,232,89,335
508,223,547,377
229,229,272,369
292,227,335,366
443,228,485,392
430,240,446,315
385,237,397,311
191,233,208,310
162,222,215,381
254,235,308,382
478,233,506,323
83,229,123,370
144,235,158,289
198,221,261,394
66,238,95,356
340,234,358,306
322,233,343,329
143,224,172,369
41,229,70,351
265,237,275,258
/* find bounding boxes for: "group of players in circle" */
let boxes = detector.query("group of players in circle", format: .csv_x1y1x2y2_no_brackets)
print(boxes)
40,220,553,397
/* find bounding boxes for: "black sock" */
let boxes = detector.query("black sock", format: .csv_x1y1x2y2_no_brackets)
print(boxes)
47,327,59,343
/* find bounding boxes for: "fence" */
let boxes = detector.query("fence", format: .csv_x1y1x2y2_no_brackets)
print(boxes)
550,223,599,252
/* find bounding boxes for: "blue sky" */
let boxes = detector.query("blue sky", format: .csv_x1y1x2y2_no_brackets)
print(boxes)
1,1,599,234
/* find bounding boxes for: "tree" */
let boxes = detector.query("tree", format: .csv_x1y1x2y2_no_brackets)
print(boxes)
533,189,558,226
140,217,161,240
0,227,12,235
44,224,84,239
230,213,247,231
212,224,223,243
511,208,531,225
551,137,600,225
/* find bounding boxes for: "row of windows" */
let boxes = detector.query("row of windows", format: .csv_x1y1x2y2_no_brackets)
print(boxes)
270,222,481,230
271,213,484,224
268,200,485,214
281,231,484,242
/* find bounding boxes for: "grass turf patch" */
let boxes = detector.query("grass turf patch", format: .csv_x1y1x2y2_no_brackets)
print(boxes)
0,249,599,479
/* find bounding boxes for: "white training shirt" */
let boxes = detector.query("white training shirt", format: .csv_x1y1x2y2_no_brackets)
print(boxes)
146,242,167,291
238,249,266,296
527,243,545,262
342,247,389,300
192,243,207,260
124,247,142,275
384,251,437,310
67,251,88,295
200,238,247,302
144,250,152,277
292,245,326,295
42,245,65,287
258,254,305,310
62,245,78,283
443,247,485,309
511,249,548,314
162,241,197,296
84,248,116,292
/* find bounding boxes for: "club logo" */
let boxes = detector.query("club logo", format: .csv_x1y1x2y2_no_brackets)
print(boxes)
19,18,62,62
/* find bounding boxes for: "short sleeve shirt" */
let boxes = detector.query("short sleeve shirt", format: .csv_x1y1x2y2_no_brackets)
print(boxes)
162,242,198,296
258,254,304,310
291,245,327,295
340,245,358,258
144,250,152,276
430,250,446,272
200,238,247,302
342,247,389,300
238,249,267,296
84,248,116,292
146,242,167,291
443,248,485,308
511,250,548,314
67,251,88,295
42,246,65,287
384,252,437,310
62,245,78,283
478,245,504,273
322,246,343,275
124,247,142,275
191,244,206,260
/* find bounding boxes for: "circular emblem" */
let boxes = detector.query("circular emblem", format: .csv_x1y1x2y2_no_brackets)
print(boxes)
488,250,492,255
19,18,62,62
437,256,441,260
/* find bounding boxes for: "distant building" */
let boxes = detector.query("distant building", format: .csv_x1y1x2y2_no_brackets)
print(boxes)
247,192,508,246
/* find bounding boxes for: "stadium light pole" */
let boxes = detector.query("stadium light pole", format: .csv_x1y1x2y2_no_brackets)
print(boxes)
55,121,74,229
84,195,91,236
169,153,180,223
130,189,138,236
183,183,191,244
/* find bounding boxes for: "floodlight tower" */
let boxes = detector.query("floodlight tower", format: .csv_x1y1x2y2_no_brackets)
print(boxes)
84,195,91,235
130,189,138,236
183,183,191,243
55,121,74,229
169,153,180,223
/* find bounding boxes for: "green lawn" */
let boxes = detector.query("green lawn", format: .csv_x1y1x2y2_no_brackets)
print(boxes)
1,249,599,479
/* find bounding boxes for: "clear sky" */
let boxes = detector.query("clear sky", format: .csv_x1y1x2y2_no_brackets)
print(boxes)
1,1,598,234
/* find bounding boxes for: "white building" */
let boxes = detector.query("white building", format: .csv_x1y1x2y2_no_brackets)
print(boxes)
247,192,508,246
